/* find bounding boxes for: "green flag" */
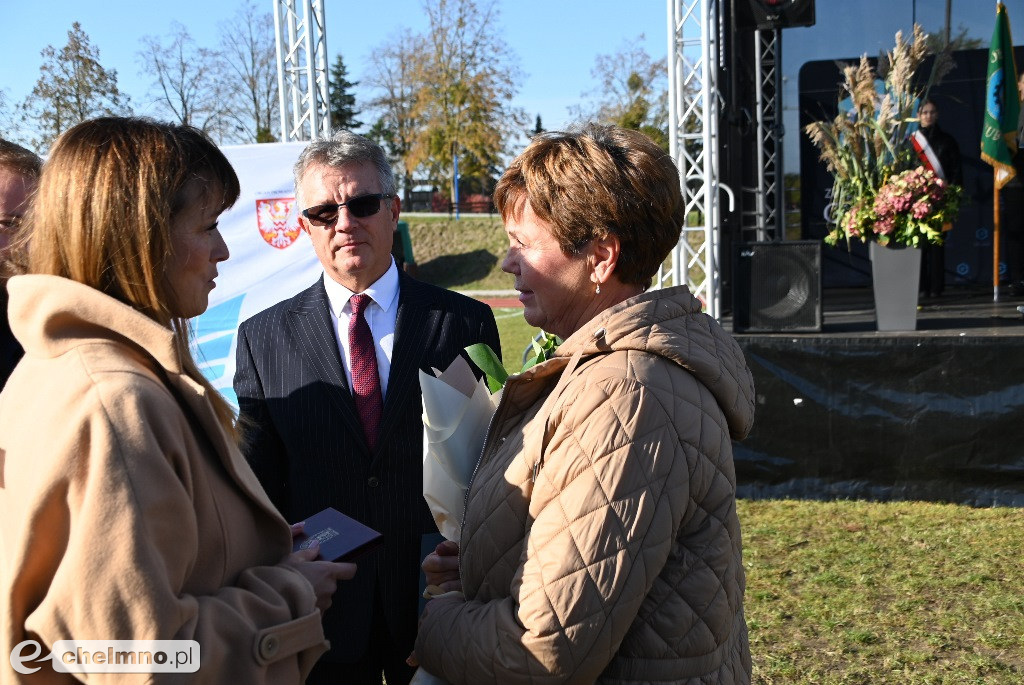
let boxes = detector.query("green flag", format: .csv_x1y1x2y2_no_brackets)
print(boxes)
981,3,1020,189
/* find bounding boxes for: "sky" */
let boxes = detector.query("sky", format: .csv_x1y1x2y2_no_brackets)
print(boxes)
0,0,669,146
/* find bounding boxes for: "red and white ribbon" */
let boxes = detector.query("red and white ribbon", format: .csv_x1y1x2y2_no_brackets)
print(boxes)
911,130,946,180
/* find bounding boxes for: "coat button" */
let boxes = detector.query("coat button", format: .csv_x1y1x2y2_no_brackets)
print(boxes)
259,635,279,660
368,476,381,488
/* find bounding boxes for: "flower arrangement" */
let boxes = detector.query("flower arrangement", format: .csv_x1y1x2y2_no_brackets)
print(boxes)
868,166,960,246
805,24,961,247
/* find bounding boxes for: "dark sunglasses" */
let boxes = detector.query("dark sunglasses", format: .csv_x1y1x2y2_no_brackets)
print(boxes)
301,193,393,225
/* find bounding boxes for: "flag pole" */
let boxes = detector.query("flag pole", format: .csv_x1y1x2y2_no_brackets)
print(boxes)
994,179,1001,301
982,2,1019,302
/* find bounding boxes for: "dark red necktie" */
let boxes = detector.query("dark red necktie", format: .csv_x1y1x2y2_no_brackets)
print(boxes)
348,294,383,450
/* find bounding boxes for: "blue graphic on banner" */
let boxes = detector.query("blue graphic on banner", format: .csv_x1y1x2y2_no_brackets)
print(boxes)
192,294,245,408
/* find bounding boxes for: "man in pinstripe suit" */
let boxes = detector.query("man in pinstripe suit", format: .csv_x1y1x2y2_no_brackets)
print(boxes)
234,131,500,685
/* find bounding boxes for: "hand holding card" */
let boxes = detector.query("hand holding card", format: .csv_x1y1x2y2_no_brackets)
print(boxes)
292,507,383,562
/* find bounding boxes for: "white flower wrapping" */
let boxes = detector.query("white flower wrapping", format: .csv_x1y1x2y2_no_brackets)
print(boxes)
415,355,501,684
419,354,501,542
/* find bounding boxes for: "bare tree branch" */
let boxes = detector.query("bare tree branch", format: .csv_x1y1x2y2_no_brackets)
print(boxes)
217,1,279,143
138,22,229,141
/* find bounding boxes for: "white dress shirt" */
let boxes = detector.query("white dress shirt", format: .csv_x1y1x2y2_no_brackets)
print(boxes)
322,259,400,400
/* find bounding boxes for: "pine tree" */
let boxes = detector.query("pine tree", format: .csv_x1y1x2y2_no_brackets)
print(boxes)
22,22,129,150
329,54,363,131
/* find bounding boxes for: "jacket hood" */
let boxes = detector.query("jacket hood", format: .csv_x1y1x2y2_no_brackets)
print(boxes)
549,285,755,439
7,274,183,374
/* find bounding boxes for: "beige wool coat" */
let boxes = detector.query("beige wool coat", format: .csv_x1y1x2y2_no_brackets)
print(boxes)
0,275,328,684
415,286,755,684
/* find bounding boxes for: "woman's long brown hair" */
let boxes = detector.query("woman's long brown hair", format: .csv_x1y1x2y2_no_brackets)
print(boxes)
26,117,242,441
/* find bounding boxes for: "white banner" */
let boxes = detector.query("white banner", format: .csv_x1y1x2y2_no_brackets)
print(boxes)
191,142,323,407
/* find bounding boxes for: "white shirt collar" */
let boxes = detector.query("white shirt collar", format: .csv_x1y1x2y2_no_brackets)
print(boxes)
322,258,401,317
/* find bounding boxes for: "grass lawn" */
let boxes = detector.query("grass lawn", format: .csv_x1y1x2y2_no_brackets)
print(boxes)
412,214,1024,683
741,499,1023,684
405,214,510,291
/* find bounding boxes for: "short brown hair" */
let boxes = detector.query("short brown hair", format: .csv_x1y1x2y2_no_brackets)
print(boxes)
494,123,684,287
0,138,42,179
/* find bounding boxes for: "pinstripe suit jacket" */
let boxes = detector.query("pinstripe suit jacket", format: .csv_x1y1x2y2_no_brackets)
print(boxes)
233,271,500,664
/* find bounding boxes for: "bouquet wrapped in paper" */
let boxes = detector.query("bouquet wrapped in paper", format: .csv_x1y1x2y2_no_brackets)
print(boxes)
413,353,502,685
418,336,561,541
418,354,502,542
412,339,558,685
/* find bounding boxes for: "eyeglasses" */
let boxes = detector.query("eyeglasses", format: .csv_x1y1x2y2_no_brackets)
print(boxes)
301,193,393,226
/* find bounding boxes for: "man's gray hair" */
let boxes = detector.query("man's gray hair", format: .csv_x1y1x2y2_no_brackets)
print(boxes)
293,130,395,206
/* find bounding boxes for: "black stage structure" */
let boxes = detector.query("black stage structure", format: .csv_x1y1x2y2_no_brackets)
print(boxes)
710,24,1024,506
725,287,1024,506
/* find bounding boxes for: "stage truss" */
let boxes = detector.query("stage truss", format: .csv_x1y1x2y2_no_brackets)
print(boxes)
663,0,727,317
273,0,331,142
754,28,781,243
663,0,780,319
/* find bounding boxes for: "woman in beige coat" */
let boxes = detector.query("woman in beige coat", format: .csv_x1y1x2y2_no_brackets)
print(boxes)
0,117,354,683
414,124,755,683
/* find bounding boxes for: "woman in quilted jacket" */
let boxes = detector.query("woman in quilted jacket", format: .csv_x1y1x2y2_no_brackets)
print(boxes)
413,123,755,684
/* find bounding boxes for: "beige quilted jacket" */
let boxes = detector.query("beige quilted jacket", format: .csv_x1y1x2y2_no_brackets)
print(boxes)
415,286,755,684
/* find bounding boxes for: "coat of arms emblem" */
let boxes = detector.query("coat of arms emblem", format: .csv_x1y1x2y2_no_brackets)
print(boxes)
256,198,302,249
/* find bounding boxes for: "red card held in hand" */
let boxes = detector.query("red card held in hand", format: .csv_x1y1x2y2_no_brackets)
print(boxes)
292,507,383,562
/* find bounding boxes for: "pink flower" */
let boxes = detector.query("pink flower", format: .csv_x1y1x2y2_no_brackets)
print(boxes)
874,217,895,234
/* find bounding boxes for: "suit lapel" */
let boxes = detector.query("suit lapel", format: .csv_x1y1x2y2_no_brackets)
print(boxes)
288,277,369,452
378,274,443,448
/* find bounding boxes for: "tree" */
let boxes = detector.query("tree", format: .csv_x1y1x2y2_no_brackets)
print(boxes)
532,114,544,137
217,1,279,143
577,36,669,150
329,54,362,132
0,91,13,140
924,23,985,53
138,22,228,139
364,30,428,204
21,22,129,150
409,0,527,201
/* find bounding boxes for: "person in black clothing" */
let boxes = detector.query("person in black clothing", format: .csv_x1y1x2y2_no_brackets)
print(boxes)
911,99,962,299
1003,73,1024,297
0,139,41,390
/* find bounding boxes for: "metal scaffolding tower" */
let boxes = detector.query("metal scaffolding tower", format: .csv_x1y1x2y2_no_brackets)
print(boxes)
753,28,781,242
757,29,786,242
664,0,729,319
273,0,331,142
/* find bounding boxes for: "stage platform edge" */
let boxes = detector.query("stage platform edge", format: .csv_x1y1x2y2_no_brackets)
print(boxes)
726,286,1024,506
